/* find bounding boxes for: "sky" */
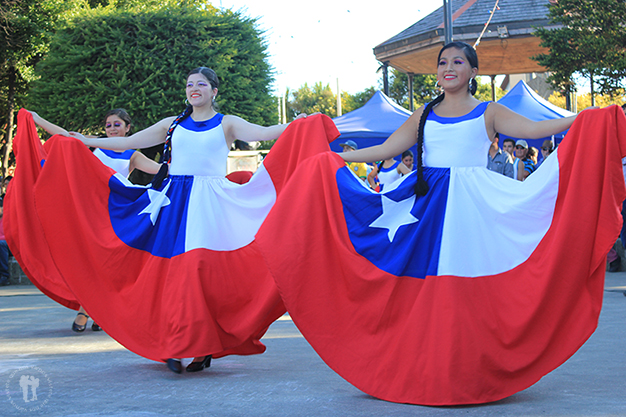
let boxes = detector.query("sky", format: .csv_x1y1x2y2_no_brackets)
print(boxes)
213,1,442,95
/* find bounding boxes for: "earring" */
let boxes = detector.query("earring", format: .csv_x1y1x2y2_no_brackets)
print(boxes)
184,98,190,106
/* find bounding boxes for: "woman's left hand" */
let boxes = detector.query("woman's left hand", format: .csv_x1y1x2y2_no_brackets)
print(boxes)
294,112,321,120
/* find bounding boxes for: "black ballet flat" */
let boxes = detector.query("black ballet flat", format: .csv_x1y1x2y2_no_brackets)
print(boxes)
72,312,89,333
91,322,102,331
166,358,182,374
186,355,212,372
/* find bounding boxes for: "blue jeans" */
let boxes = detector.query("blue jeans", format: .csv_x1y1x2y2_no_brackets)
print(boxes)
0,240,9,281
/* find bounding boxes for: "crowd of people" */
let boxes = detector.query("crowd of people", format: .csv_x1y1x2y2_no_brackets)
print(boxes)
3,41,626,407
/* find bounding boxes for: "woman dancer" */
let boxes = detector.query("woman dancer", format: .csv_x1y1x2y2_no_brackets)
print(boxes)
28,109,160,332
367,156,411,191
7,67,329,374
256,42,626,404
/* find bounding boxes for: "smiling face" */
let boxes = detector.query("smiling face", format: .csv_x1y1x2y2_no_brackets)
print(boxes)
186,73,218,108
105,115,131,138
437,47,478,94
515,145,528,159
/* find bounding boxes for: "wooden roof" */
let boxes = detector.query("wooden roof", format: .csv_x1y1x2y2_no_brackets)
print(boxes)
374,0,559,75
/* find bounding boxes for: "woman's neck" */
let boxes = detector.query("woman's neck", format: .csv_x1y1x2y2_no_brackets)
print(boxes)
190,105,217,122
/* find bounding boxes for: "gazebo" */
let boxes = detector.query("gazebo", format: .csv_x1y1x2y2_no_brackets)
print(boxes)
374,0,558,104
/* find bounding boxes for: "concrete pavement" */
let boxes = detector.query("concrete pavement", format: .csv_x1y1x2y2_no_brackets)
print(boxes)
1,273,625,416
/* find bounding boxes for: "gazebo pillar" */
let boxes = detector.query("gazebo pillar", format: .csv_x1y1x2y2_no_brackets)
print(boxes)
443,0,453,44
408,73,414,112
382,61,389,95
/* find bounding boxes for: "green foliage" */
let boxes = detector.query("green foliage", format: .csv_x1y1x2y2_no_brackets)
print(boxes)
342,87,376,114
387,69,438,109
0,0,87,172
474,78,505,102
287,82,339,119
533,0,626,96
29,5,275,135
286,83,379,121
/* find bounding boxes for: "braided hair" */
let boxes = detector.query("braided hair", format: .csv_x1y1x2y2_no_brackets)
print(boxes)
414,94,444,196
414,41,479,197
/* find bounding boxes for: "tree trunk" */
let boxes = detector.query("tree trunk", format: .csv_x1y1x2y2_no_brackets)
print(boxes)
2,65,16,179
589,71,595,107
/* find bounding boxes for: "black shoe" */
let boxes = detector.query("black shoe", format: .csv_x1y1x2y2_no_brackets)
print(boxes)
72,312,89,333
91,322,102,331
186,355,212,372
166,359,182,374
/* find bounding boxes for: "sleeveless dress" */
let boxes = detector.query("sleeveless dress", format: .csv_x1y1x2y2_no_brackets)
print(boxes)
5,109,337,361
92,148,135,177
377,160,402,191
255,103,626,405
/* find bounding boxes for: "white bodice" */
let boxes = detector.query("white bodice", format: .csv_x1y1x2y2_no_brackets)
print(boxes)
423,101,492,168
168,113,229,176
93,148,134,177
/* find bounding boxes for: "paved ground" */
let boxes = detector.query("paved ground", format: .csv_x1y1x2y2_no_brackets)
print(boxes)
1,273,625,417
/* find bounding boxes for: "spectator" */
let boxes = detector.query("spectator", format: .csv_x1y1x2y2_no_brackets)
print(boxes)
538,139,555,168
528,146,539,166
487,134,514,178
340,140,368,181
502,138,516,159
512,140,535,181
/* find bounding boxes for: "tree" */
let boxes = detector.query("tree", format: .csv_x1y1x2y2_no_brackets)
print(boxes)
386,69,438,110
533,0,626,105
287,82,339,119
342,87,376,114
28,4,275,137
0,0,86,177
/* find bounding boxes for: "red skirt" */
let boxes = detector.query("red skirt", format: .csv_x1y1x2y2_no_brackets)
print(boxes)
256,106,626,405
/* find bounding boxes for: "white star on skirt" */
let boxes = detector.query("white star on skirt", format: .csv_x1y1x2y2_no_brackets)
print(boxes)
139,181,172,225
369,194,419,242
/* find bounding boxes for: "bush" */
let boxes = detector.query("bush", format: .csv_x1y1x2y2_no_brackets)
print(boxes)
29,5,275,135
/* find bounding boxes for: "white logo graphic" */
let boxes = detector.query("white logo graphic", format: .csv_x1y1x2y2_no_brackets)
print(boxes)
5,366,52,412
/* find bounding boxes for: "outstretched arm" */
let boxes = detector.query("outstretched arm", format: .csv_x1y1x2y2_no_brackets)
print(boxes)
488,103,577,140
28,111,70,137
70,116,175,151
222,113,310,148
342,107,424,163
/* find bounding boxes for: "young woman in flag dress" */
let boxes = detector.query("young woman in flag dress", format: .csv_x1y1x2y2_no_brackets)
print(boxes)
26,108,160,333
6,67,332,374
256,42,626,404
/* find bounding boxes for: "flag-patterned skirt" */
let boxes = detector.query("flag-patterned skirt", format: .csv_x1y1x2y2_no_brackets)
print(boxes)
256,106,626,405
5,109,338,362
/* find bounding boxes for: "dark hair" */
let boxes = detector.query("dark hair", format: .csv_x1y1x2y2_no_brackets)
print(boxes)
401,150,414,159
103,108,132,135
503,138,515,147
438,41,479,95
413,43,480,196
152,68,220,188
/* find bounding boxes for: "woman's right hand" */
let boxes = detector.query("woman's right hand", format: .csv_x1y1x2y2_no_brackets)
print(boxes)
68,132,87,142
